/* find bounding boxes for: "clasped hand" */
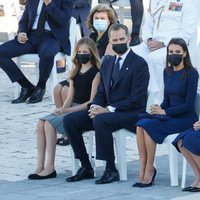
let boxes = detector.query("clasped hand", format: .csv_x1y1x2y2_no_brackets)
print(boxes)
53,107,64,115
147,39,164,51
150,104,166,115
193,121,200,131
88,105,109,119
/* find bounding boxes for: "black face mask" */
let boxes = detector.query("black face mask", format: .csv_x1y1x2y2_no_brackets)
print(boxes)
112,43,128,55
77,53,91,64
168,54,183,66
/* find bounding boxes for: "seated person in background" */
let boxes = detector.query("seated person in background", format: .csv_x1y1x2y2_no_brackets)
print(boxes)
63,23,149,184
28,37,100,180
133,38,199,188
0,0,73,104
87,3,118,58
98,0,144,46
132,0,197,103
54,3,118,145
172,121,200,192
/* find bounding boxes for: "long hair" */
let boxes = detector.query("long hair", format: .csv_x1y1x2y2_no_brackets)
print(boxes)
87,4,117,32
166,38,194,78
69,37,100,80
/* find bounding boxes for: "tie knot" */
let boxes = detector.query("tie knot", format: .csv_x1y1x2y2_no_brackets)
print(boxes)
116,57,122,63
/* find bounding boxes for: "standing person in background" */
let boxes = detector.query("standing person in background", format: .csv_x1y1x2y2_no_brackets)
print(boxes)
132,0,197,104
0,0,73,104
72,0,92,37
129,0,143,46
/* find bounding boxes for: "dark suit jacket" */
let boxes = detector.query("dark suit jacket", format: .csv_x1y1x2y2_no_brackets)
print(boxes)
92,49,149,116
18,0,73,55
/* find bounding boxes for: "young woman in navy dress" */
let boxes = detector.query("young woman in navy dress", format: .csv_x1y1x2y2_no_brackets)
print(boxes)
173,120,200,192
133,38,199,188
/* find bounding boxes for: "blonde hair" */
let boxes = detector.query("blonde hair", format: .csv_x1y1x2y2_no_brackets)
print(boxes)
69,37,100,79
87,4,117,32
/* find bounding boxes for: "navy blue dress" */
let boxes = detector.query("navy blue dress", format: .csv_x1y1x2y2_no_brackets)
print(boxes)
172,128,200,156
136,67,199,144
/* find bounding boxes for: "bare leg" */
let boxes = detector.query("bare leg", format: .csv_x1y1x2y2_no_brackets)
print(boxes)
136,126,147,182
143,130,157,184
61,85,69,103
38,121,57,176
178,140,200,187
35,119,46,174
53,84,64,108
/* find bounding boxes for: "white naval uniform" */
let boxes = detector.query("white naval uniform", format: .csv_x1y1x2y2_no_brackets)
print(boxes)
132,0,198,103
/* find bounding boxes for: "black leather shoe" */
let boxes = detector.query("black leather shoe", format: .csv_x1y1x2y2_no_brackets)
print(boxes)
12,87,35,104
189,187,200,192
130,35,141,46
28,87,46,104
182,186,193,192
28,170,57,180
95,169,120,184
132,182,142,187
66,167,94,182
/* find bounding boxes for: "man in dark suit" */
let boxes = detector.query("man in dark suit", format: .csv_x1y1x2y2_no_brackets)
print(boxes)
63,23,149,184
0,0,73,104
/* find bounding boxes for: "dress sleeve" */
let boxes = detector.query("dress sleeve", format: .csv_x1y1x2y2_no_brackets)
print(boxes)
165,69,199,116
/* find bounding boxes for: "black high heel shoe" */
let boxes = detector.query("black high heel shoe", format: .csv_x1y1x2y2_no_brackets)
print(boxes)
139,167,157,188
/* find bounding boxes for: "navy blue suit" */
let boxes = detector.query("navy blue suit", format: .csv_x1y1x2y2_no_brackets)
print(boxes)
63,49,149,162
0,0,73,86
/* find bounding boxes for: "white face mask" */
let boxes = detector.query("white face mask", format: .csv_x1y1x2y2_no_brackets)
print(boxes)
93,19,108,32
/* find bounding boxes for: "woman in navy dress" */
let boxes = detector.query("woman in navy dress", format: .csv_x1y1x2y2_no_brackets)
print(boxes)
133,38,199,188
172,121,200,192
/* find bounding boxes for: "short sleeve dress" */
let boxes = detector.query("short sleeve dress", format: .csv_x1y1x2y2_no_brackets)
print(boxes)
40,65,99,135
136,67,199,144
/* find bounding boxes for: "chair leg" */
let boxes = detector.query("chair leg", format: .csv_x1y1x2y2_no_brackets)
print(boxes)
181,157,187,188
168,142,179,186
114,131,127,180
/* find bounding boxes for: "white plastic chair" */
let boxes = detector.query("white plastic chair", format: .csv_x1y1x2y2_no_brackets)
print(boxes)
15,17,79,101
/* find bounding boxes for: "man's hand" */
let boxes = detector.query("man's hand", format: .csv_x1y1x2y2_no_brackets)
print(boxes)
150,104,166,115
17,32,28,44
147,39,165,51
193,121,200,131
88,105,110,118
43,0,52,5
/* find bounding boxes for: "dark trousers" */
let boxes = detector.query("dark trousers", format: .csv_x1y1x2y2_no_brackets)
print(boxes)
130,0,144,35
0,31,61,85
63,110,137,162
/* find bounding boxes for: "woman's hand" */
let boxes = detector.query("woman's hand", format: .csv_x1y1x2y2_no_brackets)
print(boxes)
150,104,166,115
193,121,200,131
53,107,63,115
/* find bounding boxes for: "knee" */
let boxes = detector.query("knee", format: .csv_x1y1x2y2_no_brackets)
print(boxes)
37,119,44,134
53,84,62,96
93,114,106,130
